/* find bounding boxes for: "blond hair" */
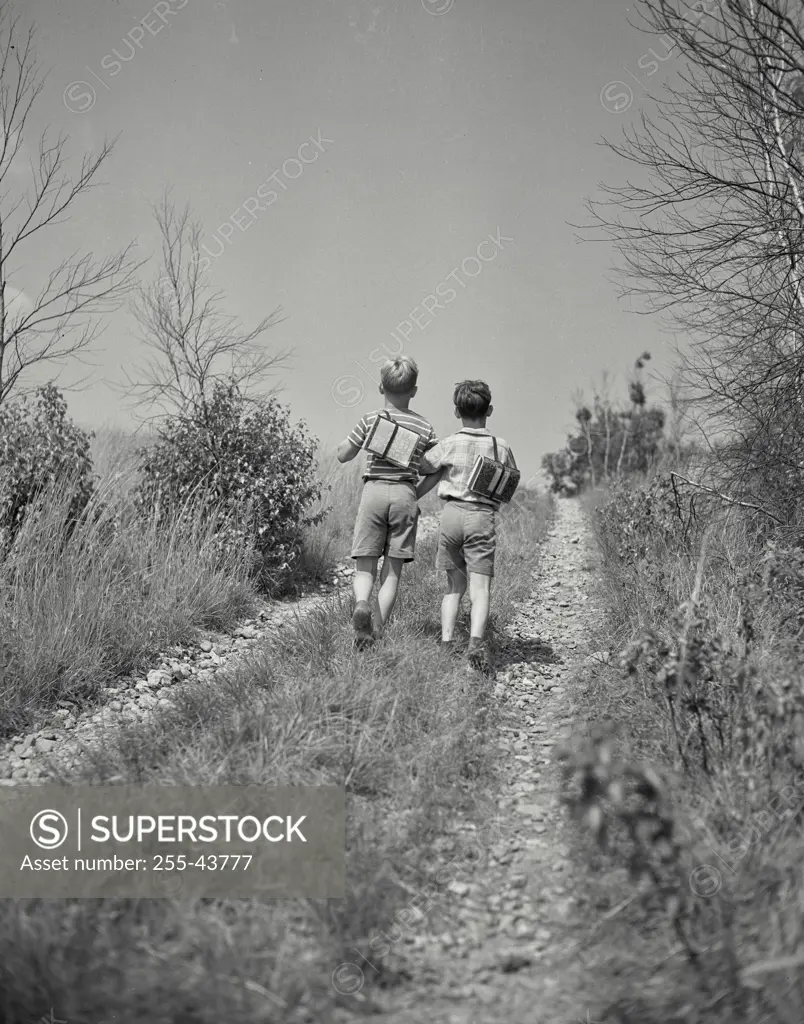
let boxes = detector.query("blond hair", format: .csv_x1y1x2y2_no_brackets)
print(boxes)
380,355,418,394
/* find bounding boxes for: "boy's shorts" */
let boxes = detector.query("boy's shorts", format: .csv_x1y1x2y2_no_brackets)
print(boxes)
435,499,497,577
351,480,420,562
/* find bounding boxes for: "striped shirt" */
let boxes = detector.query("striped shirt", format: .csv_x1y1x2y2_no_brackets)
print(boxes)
349,408,438,483
419,428,516,509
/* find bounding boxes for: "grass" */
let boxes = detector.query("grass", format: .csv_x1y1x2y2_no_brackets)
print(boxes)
88,423,155,489
566,476,804,1024
298,452,362,578
0,488,553,1024
0,472,258,739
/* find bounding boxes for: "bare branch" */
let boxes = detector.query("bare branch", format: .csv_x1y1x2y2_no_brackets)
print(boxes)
0,11,142,404
669,471,783,523
124,189,288,421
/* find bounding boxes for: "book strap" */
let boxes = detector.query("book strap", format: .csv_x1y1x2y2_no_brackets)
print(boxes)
376,409,399,458
489,435,517,471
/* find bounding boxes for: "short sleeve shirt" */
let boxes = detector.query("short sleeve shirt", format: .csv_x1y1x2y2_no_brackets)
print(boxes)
419,428,516,508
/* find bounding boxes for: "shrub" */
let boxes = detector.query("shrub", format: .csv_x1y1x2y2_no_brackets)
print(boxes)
134,383,325,593
0,385,95,556
595,475,700,561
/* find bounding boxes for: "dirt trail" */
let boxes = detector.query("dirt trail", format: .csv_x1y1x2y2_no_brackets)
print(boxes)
361,498,610,1024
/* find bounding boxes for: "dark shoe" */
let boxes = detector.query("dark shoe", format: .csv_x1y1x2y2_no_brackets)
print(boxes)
438,638,460,657
352,601,374,649
467,637,492,676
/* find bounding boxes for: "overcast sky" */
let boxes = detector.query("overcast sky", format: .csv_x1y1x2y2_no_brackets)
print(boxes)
16,0,682,481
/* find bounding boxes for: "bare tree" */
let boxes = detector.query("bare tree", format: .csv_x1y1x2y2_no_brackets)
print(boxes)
0,11,139,405
127,191,287,425
584,0,804,522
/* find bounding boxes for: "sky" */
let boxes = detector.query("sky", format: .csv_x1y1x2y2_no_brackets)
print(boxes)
11,0,683,483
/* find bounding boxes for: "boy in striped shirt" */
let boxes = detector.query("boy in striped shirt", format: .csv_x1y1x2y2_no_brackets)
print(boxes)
337,356,437,647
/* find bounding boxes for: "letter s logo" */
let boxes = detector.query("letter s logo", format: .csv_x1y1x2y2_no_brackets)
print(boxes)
599,81,633,114
331,375,364,408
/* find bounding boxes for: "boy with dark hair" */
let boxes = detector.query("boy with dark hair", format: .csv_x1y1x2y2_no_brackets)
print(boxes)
416,379,517,674
337,355,437,648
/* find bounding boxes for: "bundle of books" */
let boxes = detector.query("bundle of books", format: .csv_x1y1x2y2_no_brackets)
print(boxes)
363,412,420,468
468,449,520,503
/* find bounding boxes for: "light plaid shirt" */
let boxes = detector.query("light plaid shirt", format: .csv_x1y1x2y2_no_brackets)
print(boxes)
419,428,516,509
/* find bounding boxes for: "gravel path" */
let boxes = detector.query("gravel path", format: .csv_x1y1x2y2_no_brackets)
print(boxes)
0,515,441,786
353,498,612,1024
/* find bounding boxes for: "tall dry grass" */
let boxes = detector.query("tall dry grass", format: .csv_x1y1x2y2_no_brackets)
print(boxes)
0,471,257,738
298,451,363,577
88,423,155,497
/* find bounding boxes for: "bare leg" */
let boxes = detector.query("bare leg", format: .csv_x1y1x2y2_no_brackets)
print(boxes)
468,572,492,640
353,557,378,604
377,556,405,626
441,569,467,641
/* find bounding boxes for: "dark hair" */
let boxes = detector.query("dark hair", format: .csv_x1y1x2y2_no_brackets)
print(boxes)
453,380,491,418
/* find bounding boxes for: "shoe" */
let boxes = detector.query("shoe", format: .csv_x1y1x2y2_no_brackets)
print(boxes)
438,638,460,656
352,601,374,649
467,637,492,676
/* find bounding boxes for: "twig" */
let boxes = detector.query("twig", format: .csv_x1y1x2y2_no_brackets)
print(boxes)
669,473,783,524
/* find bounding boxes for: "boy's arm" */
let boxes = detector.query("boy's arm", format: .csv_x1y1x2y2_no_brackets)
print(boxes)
337,416,367,463
418,435,446,477
416,465,446,500
337,438,361,463
416,434,449,499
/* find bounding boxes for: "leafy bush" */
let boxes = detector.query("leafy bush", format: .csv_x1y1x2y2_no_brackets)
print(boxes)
0,385,95,555
134,383,325,593
591,475,706,605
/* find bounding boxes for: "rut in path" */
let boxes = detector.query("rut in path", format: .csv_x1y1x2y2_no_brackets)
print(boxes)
358,498,608,1024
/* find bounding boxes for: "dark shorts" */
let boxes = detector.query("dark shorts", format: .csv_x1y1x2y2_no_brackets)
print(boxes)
351,480,420,562
436,500,497,577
